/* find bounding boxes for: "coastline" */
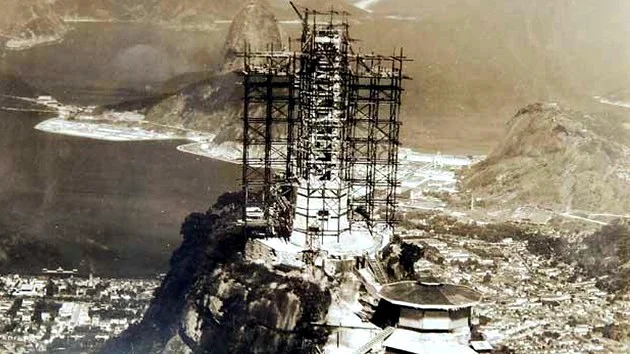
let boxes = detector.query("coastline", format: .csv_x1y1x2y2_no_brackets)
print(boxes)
28,95,482,200
34,114,479,205
4,33,66,51
34,116,242,163
596,97,630,109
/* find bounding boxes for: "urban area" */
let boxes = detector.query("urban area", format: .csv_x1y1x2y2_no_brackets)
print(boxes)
0,268,159,353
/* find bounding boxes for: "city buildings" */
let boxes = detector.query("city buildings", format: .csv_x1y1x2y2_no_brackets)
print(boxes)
0,271,159,353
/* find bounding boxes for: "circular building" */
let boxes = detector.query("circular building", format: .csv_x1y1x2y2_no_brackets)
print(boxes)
378,281,482,339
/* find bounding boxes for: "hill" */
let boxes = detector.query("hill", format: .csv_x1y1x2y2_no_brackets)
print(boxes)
345,0,630,152
141,0,282,139
53,0,243,25
223,0,284,71
0,0,68,49
461,103,630,214
52,0,362,26
99,193,330,354
5,1,630,153
0,68,37,104
575,219,630,293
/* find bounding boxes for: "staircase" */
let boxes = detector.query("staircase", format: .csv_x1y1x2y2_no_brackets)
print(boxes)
367,257,388,285
353,326,395,354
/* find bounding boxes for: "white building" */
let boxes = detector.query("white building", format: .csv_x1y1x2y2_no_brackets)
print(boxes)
378,281,483,345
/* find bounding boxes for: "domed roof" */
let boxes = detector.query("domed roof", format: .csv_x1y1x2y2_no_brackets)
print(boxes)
379,281,482,310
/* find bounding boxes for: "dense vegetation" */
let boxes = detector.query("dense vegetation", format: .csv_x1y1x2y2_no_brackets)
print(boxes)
575,219,630,293
400,211,533,243
381,237,424,281
99,192,244,353
402,211,630,293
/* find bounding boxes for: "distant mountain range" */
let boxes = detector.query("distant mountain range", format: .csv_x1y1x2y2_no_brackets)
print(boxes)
1,0,240,50
1,0,364,35
52,0,243,24
4,0,630,153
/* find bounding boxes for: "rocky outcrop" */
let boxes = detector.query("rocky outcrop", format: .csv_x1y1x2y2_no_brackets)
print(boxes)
100,192,331,354
222,0,283,72
161,335,192,354
461,103,630,213
381,241,416,281
188,262,330,353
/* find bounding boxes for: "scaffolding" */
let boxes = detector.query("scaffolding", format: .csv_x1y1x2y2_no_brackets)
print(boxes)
240,6,409,249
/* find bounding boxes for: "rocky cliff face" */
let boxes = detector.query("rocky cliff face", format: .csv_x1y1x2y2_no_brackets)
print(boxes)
461,103,630,213
100,192,331,354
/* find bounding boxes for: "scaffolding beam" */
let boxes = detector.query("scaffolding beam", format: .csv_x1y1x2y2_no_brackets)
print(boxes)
239,6,409,246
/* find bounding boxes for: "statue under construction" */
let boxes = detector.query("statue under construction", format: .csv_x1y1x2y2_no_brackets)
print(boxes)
240,4,408,259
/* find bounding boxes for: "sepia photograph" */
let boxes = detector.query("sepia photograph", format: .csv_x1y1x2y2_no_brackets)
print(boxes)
0,1,629,353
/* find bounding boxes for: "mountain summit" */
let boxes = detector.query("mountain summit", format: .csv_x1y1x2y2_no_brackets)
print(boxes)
462,103,630,214
142,0,282,139
223,0,283,72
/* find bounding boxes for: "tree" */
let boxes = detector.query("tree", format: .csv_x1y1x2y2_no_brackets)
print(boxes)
482,272,492,284
45,279,57,297
399,243,422,275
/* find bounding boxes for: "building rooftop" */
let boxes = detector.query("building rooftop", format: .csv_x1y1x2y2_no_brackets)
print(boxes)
379,281,482,310
382,328,478,354
470,340,493,352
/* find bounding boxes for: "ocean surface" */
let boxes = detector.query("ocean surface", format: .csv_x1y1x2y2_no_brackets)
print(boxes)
0,23,239,276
